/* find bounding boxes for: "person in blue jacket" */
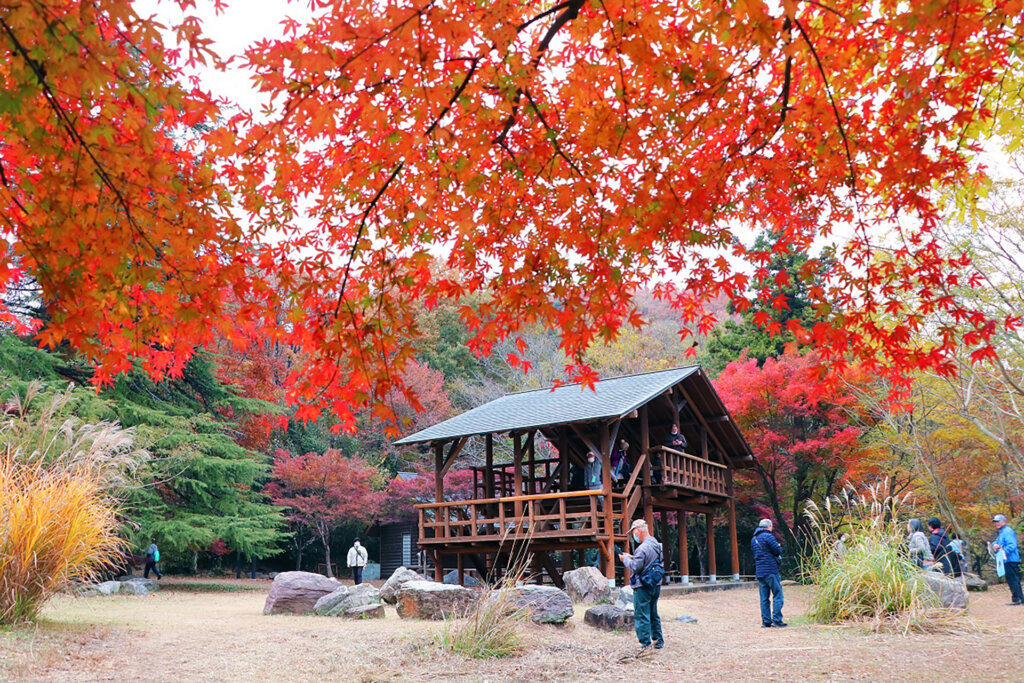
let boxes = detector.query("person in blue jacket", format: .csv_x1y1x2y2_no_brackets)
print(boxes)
751,518,785,627
992,514,1022,605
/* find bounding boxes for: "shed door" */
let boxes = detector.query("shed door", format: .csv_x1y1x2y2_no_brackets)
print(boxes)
402,533,412,567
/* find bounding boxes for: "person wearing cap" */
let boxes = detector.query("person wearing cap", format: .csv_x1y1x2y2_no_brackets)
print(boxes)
347,538,369,585
992,514,1022,605
751,518,785,627
619,519,664,651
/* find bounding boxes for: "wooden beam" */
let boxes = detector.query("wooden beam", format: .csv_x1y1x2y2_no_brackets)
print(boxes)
676,383,736,466
485,434,494,499
570,423,601,456
439,437,468,476
434,443,444,503
640,405,654,532
513,433,524,520
728,470,739,580
706,511,717,582
600,421,614,581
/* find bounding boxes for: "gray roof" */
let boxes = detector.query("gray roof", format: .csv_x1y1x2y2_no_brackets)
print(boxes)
395,366,700,445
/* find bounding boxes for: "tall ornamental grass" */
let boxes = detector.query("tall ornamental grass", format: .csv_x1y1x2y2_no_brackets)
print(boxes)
0,457,123,624
804,483,954,633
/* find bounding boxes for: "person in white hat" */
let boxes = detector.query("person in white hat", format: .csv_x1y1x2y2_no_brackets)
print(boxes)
992,514,1022,605
619,519,664,651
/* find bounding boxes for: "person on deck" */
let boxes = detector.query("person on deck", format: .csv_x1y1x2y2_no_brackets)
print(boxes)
610,439,631,486
991,514,1023,606
144,539,162,580
928,517,963,577
656,424,687,485
906,518,933,568
751,519,785,627
347,538,369,585
619,519,664,652
584,450,602,491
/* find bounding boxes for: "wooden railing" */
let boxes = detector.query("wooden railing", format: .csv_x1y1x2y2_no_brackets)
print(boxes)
653,446,728,496
416,488,632,545
472,457,561,498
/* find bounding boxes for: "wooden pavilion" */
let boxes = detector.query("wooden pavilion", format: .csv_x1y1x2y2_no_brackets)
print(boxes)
394,366,755,587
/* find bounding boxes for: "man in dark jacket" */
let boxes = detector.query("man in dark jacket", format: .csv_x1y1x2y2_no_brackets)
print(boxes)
751,519,785,627
619,519,664,651
144,539,162,580
928,517,963,577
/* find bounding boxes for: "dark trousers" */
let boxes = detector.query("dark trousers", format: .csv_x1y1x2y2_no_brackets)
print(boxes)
633,584,663,647
758,574,784,625
144,561,162,579
1006,561,1023,604
353,565,363,585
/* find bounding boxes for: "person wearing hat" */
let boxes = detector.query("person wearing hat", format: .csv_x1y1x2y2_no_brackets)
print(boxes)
347,538,369,585
619,519,664,652
751,518,785,627
992,514,1022,605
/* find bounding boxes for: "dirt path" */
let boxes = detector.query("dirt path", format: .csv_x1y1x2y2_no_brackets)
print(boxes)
3,580,1022,682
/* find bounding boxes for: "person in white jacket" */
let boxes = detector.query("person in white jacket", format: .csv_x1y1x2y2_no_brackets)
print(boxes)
347,539,369,585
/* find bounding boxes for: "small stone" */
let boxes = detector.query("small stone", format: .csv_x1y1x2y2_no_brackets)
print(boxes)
674,615,698,623
584,605,634,631
342,604,385,619
443,570,481,587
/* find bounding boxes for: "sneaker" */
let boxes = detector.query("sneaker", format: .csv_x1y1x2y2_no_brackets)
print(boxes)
1007,602,1022,606
761,623,772,628
772,622,788,627
654,642,664,650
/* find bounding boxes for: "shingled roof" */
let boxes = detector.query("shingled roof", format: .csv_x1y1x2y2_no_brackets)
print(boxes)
394,366,753,463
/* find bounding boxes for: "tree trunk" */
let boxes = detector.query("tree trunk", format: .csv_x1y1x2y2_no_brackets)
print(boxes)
324,541,334,578
191,549,198,575
295,547,303,571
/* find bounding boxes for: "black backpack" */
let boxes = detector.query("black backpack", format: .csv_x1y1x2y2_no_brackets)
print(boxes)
639,546,665,587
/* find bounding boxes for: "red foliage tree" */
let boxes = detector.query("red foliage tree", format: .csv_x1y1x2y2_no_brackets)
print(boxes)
266,449,384,577
381,465,476,524
715,349,868,550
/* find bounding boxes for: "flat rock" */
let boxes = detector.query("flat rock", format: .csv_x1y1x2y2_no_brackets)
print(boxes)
964,573,988,591
443,569,481,587
96,581,122,595
674,614,698,623
123,578,160,592
614,586,634,612
920,571,969,609
119,581,149,596
563,566,611,604
506,585,574,625
380,566,427,604
584,605,634,631
315,583,382,616
343,604,385,619
395,580,477,620
263,571,340,615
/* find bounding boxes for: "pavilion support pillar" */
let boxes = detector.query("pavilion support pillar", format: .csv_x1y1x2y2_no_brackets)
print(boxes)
434,442,444,504
678,511,689,584
640,406,655,532
728,470,740,581
457,553,464,586
433,549,443,583
513,433,524,523
559,430,569,493
706,511,717,583
601,421,615,583
561,551,572,573
485,434,494,499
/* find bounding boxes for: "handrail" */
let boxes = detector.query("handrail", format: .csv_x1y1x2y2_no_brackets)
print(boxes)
468,457,561,471
654,445,729,470
415,488,626,510
623,452,646,495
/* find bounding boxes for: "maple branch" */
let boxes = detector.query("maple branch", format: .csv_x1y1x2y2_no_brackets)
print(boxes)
523,89,589,188
795,0,849,19
0,161,30,218
792,17,857,192
333,162,405,320
518,2,574,31
426,57,481,137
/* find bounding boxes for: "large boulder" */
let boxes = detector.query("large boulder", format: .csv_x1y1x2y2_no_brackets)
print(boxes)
443,570,481,587
584,605,634,631
395,580,477,620
506,585,574,625
614,586,634,612
315,583,382,616
96,581,122,596
920,571,969,609
119,581,149,596
380,566,426,604
563,566,611,604
343,604,385,619
263,571,340,615
123,578,160,593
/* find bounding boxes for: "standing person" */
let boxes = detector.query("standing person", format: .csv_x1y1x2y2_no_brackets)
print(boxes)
610,439,630,486
347,538,369,585
991,514,1023,606
619,519,664,652
584,450,602,490
144,539,162,580
751,519,785,627
906,519,933,567
928,517,963,577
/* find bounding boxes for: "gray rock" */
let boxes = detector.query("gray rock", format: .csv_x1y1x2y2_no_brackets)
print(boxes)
964,573,988,591
96,581,122,595
380,566,426,604
443,569,481,587
614,586,634,612
343,603,385,619
124,578,160,592
563,566,611,604
315,583,382,616
119,581,149,596
263,571,340,615
919,571,969,609
674,614,698,623
584,604,634,631
506,585,574,624
73,584,100,597
395,580,477,620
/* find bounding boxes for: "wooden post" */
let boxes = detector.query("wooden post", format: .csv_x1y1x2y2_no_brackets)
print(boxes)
434,442,445,504
706,511,717,582
701,426,708,460
640,406,655,532
433,549,443,582
601,421,614,582
513,433,524,526
678,511,689,584
728,470,740,581
527,430,536,495
457,553,464,586
559,430,569,493
485,434,494,499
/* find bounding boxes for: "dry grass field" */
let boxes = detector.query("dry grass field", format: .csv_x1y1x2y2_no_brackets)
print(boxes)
2,578,1021,682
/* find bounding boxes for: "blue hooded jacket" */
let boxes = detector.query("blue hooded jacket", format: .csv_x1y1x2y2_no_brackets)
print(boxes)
751,527,783,578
